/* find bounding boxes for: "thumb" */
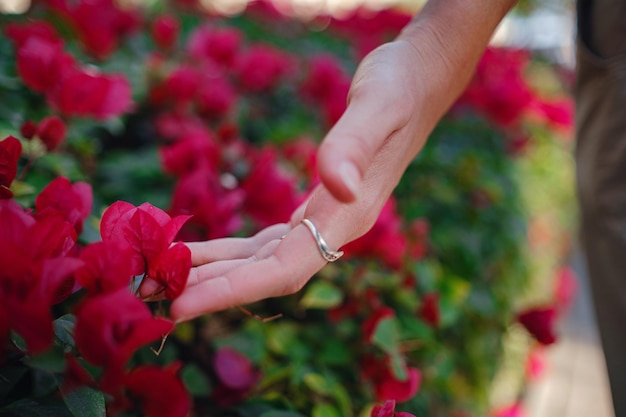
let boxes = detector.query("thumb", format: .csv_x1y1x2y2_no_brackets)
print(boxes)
317,89,406,203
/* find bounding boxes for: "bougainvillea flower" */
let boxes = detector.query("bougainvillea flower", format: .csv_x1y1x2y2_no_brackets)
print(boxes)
458,47,534,128
170,168,244,240
151,14,180,50
36,115,67,151
35,176,92,234
532,97,574,133
15,36,75,94
196,76,236,119
4,21,62,47
100,201,191,276
373,367,421,403
47,0,140,59
122,364,191,417
76,241,135,295
47,65,133,120
146,242,191,300
517,306,557,345
187,25,243,67
343,199,407,269
74,289,174,392
300,54,350,104
211,347,260,407
164,65,201,106
160,128,220,176
371,400,416,417
240,147,302,227
418,292,440,327
234,44,294,92
0,200,81,353
20,121,37,140
0,136,22,199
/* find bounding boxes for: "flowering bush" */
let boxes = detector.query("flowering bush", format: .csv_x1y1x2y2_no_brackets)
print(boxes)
0,1,574,417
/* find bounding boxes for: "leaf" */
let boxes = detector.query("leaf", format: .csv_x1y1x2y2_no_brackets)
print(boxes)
0,399,72,417
26,345,66,373
180,363,212,396
61,386,105,417
54,314,76,351
260,411,308,417
312,403,341,417
299,281,343,309
371,316,399,355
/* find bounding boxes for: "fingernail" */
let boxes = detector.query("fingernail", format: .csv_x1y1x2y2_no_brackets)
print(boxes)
339,162,360,198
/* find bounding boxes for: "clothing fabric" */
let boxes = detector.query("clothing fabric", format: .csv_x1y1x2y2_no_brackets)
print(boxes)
576,0,626,415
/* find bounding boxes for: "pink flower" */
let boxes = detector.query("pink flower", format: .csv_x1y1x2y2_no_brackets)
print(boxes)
240,147,303,227
15,36,75,94
196,76,236,119
211,347,260,407
160,127,220,176
492,403,524,417
76,241,135,295
151,14,180,50
554,266,577,313
187,26,243,67
234,44,294,92
48,66,133,120
35,176,92,234
36,115,67,151
170,168,244,240
121,365,191,417
371,400,416,417
343,199,407,269
362,356,422,403
74,289,174,392
100,201,191,282
0,136,22,199
517,307,558,345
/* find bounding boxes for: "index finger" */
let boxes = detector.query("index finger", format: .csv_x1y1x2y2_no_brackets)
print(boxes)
169,223,328,321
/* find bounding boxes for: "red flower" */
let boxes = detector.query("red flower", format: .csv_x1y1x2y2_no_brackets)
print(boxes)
212,347,260,407
100,201,191,276
371,400,416,417
20,121,37,140
240,147,303,227
160,128,220,176
301,54,350,104
374,367,421,403
48,66,133,120
0,200,81,353
74,289,174,392
5,21,62,47
151,14,180,50
532,97,574,132
459,48,534,128
76,241,135,295
170,168,244,240
418,292,440,327
48,0,140,59
491,402,524,417
343,199,407,269
517,307,557,345
15,36,75,94
122,365,191,417
187,26,242,67
553,266,577,313
146,242,192,300
234,44,294,92
35,176,92,234
0,136,22,199
196,76,236,119
36,115,67,151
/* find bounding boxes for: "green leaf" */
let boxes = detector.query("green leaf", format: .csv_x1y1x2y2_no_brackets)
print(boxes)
260,411,308,417
371,316,399,355
0,399,72,417
312,403,341,417
299,281,343,310
26,345,66,373
54,315,76,351
61,386,105,417
181,364,212,396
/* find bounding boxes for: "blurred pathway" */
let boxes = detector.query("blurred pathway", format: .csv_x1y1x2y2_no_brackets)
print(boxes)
523,245,614,417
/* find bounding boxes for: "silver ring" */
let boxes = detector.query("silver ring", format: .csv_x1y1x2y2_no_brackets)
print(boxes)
301,218,344,262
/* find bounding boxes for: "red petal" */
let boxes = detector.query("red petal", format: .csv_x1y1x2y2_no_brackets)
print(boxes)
0,136,22,188
125,209,167,265
163,215,192,244
124,365,191,417
148,243,191,300
100,201,136,242
213,347,259,390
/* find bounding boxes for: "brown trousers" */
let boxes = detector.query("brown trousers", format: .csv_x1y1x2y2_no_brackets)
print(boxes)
576,0,626,415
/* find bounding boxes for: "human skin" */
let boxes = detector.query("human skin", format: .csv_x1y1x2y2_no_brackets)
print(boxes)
150,0,519,321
